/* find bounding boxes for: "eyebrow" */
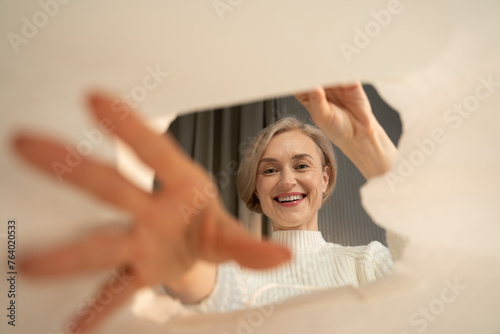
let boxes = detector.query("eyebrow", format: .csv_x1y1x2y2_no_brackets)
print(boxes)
258,154,314,164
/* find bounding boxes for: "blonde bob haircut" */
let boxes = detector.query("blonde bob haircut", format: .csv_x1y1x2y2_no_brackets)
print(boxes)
237,117,337,214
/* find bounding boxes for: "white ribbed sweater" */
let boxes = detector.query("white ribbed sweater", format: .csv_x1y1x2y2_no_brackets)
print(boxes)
132,230,395,321
186,230,394,313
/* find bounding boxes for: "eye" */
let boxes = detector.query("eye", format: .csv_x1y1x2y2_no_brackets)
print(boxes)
264,168,277,174
296,163,309,170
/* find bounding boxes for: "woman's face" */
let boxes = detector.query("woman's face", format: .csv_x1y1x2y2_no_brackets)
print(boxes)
255,130,330,231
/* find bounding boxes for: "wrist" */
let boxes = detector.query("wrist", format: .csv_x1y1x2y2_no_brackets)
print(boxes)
162,261,217,304
339,123,397,180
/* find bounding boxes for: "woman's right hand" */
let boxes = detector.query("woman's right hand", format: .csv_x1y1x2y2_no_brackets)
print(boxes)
13,93,291,333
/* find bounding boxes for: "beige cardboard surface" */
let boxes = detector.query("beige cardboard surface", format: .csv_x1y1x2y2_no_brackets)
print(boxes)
1,1,499,333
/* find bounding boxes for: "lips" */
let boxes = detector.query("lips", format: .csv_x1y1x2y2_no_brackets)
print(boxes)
274,192,306,205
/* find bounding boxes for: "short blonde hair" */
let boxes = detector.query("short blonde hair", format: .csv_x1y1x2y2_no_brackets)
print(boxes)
237,117,337,213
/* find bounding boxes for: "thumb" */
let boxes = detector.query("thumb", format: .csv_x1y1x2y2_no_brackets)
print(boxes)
199,211,291,270
223,230,292,269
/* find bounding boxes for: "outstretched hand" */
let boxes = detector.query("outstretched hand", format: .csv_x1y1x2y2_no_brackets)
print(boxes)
295,82,397,179
13,94,291,333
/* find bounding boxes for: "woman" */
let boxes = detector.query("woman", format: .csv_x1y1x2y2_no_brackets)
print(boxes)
177,115,395,315
14,83,398,331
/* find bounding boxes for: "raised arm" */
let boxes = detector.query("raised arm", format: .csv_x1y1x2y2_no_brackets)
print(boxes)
295,82,397,180
13,93,291,332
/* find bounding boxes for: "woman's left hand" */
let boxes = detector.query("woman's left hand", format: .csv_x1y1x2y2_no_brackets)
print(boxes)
295,82,397,179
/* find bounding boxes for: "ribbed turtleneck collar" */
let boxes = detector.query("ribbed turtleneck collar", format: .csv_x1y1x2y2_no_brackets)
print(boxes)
270,230,328,252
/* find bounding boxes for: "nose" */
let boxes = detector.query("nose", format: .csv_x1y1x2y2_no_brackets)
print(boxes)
279,167,296,188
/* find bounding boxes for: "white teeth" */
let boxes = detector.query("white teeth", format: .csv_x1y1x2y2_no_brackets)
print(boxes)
276,194,305,203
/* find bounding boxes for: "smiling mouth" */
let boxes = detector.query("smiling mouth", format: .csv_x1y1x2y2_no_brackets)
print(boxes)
274,194,306,203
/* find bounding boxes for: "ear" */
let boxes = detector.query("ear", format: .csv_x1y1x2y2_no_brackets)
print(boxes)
254,190,259,200
322,166,330,193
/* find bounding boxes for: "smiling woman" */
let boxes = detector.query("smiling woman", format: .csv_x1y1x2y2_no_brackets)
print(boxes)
238,119,336,231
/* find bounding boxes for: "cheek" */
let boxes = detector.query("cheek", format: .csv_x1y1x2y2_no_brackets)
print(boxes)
255,177,271,199
304,174,325,199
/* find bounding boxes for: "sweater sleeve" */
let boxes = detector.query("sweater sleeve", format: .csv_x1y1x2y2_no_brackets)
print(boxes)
182,261,249,314
384,228,410,262
357,241,394,284
131,262,249,324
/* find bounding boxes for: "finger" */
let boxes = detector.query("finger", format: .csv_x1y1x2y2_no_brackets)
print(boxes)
326,81,362,91
88,93,204,187
293,86,322,106
225,232,292,269
293,91,311,105
71,267,141,334
13,135,150,215
324,82,372,122
19,228,132,277
298,87,337,128
198,210,291,269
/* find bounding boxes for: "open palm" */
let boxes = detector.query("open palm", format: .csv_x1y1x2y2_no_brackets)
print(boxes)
14,94,290,332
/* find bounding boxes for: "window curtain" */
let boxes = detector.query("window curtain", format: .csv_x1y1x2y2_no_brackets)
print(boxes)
166,100,279,236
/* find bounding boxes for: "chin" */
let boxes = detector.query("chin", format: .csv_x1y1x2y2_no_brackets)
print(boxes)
272,218,308,230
